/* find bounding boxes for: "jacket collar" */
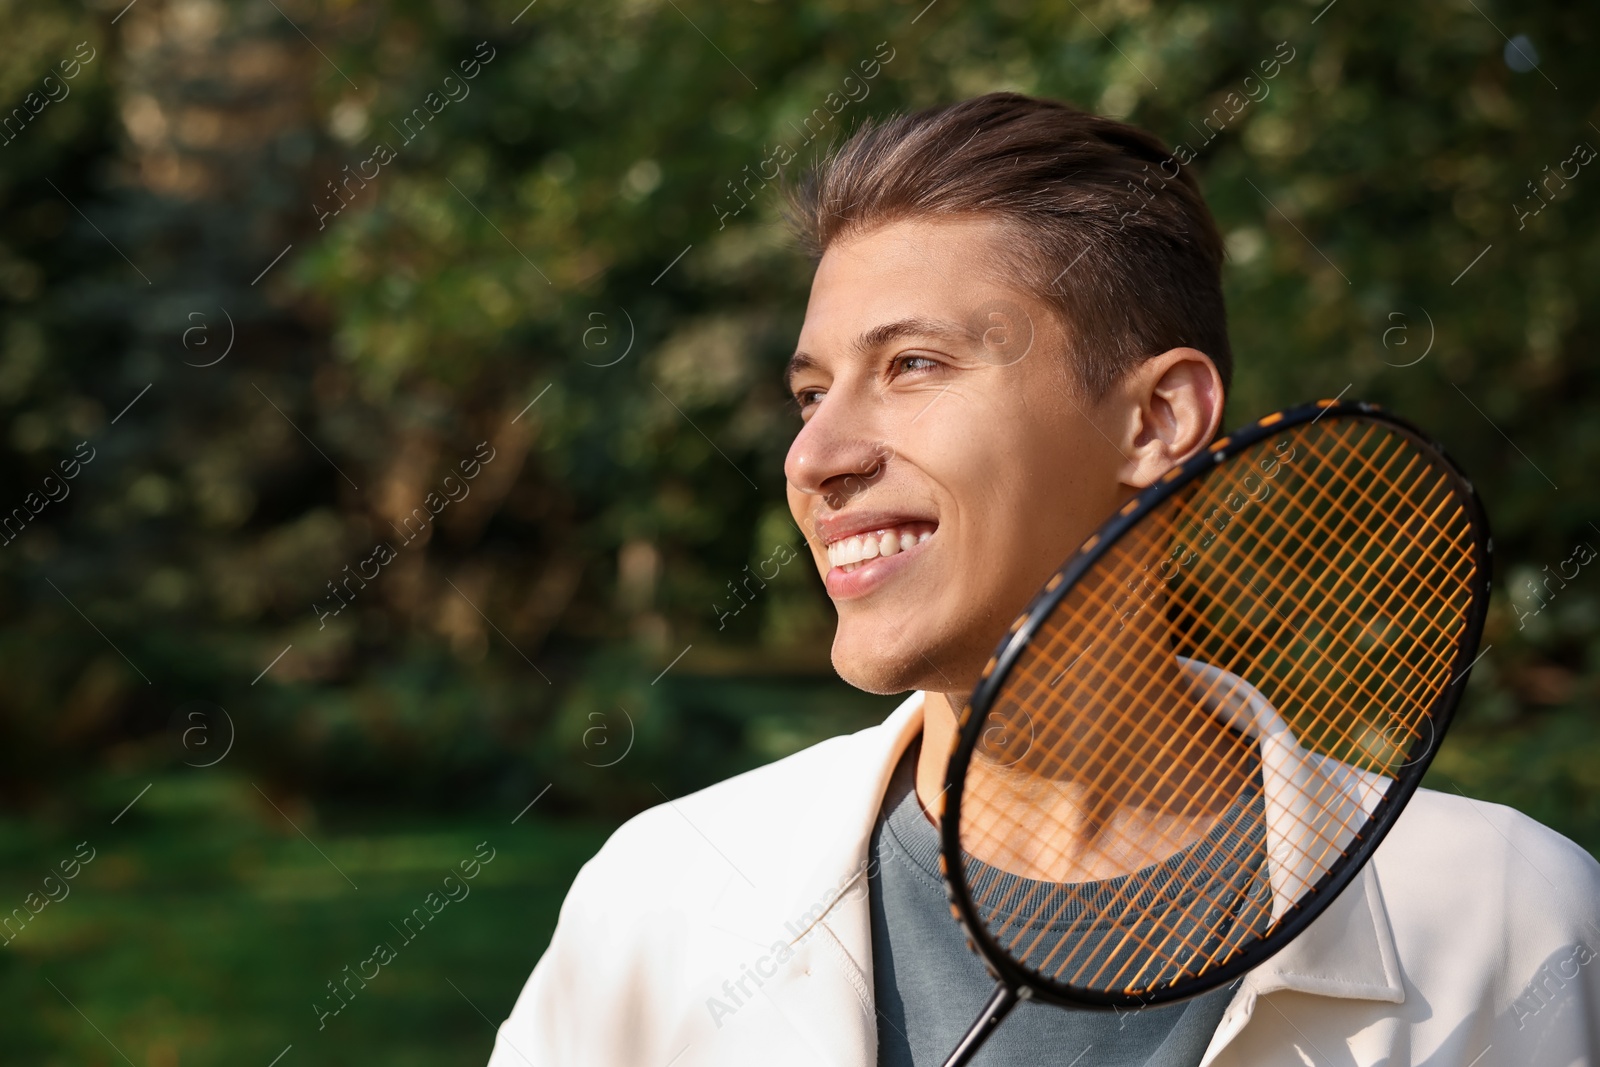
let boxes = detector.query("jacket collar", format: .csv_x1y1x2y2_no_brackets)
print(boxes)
1200,859,1404,1067
1178,659,1406,1006
1241,859,1405,1003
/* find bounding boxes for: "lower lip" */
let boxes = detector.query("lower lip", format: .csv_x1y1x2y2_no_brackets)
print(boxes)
825,537,933,599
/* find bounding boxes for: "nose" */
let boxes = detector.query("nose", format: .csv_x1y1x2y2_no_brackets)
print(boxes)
784,393,890,509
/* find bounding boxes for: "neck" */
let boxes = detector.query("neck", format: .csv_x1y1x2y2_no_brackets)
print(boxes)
914,663,1248,882
914,691,964,822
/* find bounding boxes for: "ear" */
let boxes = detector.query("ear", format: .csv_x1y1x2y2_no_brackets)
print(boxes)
1113,348,1225,489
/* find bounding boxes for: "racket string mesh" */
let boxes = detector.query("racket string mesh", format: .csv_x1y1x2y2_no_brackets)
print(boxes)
956,415,1478,998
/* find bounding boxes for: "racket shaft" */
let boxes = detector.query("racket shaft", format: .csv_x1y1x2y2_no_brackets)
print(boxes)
941,981,1021,1067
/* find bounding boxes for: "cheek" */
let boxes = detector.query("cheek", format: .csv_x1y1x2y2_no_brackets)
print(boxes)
913,423,1028,562
1015,425,1119,561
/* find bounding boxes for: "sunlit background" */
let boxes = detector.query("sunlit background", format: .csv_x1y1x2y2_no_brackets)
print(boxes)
2,0,1597,1062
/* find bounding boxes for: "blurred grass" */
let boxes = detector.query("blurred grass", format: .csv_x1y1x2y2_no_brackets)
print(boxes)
0,771,613,1067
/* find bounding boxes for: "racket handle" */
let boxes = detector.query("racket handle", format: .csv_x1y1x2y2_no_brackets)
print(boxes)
941,981,1021,1067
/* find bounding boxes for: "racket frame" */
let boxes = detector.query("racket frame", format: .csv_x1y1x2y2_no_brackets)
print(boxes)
937,399,1494,1009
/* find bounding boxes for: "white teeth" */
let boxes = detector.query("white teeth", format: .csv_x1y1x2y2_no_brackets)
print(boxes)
824,524,935,569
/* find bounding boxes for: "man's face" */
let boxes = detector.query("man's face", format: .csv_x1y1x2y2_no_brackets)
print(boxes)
784,216,1132,696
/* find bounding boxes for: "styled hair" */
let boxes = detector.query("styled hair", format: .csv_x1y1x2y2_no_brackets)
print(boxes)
783,91,1232,396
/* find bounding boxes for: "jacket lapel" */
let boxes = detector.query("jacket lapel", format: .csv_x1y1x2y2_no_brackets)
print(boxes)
1199,835,1406,1066
758,692,926,1067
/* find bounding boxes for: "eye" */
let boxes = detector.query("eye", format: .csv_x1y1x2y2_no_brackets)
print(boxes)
792,386,825,414
890,353,941,377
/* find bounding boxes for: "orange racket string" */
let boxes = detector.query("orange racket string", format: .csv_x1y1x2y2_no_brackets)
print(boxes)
981,582,1281,971
979,428,1446,908
972,476,1376,953
954,416,1479,995
979,435,1433,902
972,422,1465,902
1171,425,1467,757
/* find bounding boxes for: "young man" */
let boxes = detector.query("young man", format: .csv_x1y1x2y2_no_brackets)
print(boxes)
489,93,1600,1066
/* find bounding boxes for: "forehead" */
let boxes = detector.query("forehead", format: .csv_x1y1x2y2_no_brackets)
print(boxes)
798,217,1032,344
790,216,1059,384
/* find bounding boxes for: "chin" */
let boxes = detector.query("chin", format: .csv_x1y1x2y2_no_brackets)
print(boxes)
828,624,918,694
829,620,982,698
831,654,921,696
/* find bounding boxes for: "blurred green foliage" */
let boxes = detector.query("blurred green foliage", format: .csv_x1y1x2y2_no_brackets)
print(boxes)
2,0,1599,1060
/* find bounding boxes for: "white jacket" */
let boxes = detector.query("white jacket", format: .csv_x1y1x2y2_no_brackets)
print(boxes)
490,691,1600,1066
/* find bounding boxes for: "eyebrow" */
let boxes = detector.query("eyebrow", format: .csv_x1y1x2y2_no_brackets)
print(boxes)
784,316,973,391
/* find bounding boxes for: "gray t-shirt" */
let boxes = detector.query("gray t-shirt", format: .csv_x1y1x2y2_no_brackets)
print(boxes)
868,743,1258,1066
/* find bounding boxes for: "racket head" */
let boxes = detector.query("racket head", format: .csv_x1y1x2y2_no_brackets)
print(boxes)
938,400,1492,1008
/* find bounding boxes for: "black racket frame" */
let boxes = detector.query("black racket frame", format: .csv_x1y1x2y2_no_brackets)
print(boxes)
938,399,1494,1012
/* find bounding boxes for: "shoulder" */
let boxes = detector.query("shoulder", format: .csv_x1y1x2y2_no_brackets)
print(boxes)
567,693,919,917
494,699,919,1066
1375,787,1600,956
1382,787,1600,900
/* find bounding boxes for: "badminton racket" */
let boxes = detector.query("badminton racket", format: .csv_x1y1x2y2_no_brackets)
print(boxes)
936,399,1491,1066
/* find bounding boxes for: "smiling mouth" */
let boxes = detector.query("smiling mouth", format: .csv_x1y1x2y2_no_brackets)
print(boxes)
825,522,937,573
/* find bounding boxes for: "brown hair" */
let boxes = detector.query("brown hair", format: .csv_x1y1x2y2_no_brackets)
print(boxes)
783,91,1232,396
